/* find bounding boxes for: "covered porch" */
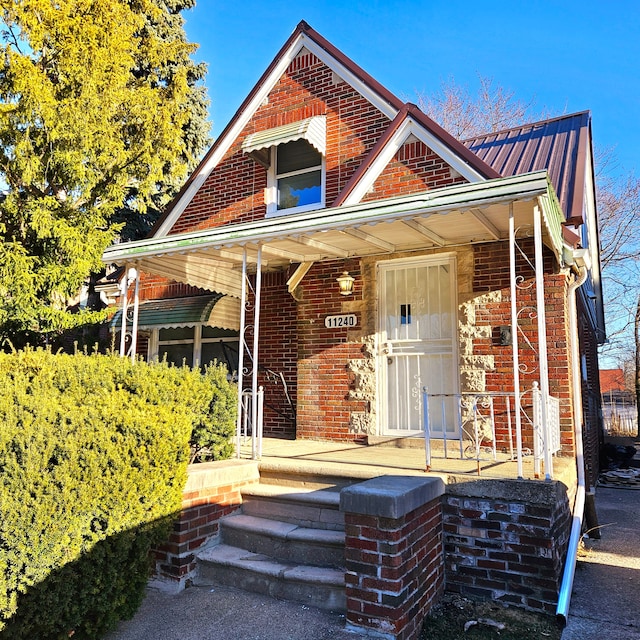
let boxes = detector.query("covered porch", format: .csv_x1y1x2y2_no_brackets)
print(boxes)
239,434,577,483
103,170,587,483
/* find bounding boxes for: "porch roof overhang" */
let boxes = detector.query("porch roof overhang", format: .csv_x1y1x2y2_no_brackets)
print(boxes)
102,171,565,297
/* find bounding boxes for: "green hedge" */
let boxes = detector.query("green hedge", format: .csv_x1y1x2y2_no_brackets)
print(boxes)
0,348,236,639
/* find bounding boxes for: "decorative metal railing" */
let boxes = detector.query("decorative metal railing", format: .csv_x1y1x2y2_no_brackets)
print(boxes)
237,387,264,460
422,386,560,478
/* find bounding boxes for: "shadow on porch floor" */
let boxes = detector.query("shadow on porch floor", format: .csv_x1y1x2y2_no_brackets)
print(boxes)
239,436,575,485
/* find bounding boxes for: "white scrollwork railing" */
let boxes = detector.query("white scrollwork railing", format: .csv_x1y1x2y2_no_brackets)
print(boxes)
422,386,560,478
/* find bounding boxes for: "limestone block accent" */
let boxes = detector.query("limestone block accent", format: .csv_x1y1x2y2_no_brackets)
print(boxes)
347,337,377,434
458,291,502,393
349,411,375,435
459,369,486,391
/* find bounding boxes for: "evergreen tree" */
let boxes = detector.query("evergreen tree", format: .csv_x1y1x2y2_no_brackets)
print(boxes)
0,0,209,346
111,0,210,241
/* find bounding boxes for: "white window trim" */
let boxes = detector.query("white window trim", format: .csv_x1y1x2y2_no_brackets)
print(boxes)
265,144,326,218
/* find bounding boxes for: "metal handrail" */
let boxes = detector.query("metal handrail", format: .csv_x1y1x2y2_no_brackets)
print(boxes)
422,387,559,478
237,386,264,460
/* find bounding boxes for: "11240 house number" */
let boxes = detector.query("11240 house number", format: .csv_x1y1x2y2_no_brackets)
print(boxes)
324,314,357,329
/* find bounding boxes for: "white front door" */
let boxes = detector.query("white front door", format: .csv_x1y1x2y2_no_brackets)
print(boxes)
378,256,458,435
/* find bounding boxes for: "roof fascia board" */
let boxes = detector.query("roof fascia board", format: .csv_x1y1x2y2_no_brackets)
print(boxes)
104,171,552,263
154,28,401,238
342,117,486,205
582,129,606,340
299,35,398,119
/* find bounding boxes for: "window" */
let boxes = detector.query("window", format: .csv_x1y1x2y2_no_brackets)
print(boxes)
154,325,239,375
273,139,323,213
242,117,327,217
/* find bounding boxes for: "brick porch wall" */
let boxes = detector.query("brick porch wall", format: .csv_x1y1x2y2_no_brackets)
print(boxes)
151,460,259,590
341,476,446,640
442,478,574,614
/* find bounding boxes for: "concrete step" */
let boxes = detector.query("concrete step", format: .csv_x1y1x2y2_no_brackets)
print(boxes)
241,484,344,531
196,544,346,611
220,514,345,568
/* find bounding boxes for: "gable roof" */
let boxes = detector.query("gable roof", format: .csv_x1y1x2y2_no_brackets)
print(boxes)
151,21,501,238
463,112,592,225
335,103,500,206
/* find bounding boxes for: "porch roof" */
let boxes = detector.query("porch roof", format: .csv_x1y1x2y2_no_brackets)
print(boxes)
102,171,565,297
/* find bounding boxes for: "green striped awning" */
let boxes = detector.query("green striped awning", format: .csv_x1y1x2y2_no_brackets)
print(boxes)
110,294,240,331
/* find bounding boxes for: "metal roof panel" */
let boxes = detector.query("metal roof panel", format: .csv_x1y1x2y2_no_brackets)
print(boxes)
463,112,590,223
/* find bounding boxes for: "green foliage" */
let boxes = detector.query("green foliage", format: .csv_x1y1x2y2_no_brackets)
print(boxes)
0,0,210,341
189,363,237,463
0,349,235,639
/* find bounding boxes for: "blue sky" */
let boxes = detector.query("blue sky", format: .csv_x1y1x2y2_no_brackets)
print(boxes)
183,0,639,175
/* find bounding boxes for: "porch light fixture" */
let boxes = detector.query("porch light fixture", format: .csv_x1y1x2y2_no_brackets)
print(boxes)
337,271,355,296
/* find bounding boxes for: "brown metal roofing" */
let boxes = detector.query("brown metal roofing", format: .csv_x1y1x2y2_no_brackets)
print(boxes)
463,111,591,224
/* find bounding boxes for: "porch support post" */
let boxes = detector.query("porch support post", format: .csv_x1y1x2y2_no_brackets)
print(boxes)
119,265,129,357
534,203,552,480
251,246,263,459
129,266,140,363
236,250,248,458
509,206,524,478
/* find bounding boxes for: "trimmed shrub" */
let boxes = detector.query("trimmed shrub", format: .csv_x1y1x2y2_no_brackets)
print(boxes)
0,348,235,639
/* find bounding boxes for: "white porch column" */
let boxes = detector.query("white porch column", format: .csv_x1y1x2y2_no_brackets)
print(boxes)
251,246,263,460
533,203,552,479
509,205,524,478
129,266,140,363
236,250,248,458
119,265,129,357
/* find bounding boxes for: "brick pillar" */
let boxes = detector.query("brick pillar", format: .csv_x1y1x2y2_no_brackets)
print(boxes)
340,476,445,640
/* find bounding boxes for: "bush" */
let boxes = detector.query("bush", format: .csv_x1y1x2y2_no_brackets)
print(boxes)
0,348,236,639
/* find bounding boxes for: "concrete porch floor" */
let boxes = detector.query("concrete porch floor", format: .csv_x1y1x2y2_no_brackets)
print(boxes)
239,436,576,486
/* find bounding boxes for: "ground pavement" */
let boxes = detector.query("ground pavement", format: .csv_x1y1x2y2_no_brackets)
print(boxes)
103,583,368,640
561,482,640,639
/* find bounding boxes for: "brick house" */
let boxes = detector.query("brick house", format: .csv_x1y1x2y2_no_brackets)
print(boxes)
103,21,605,621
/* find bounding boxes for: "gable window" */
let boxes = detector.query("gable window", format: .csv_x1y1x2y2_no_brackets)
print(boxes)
274,138,323,212
241,116,326,217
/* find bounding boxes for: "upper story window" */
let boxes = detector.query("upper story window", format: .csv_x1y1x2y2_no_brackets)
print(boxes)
242,116,326,217
272,138,323,213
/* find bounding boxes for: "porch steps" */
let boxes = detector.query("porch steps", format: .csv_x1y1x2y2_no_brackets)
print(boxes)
196,482,347,611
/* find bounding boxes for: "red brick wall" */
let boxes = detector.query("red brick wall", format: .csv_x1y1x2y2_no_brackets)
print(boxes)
362,140,467,202
295,259,367,441
134,272,209,302
344,494,444,640
578,296,604,487
254,270,297,438
442,480,573,614
153,462,259,586
472,241,575,456
170,51,391,235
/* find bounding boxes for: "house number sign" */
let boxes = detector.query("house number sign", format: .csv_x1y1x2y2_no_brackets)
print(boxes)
324,314,357,329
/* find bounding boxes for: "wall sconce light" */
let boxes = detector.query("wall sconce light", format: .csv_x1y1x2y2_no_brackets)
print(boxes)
337,271,355,296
